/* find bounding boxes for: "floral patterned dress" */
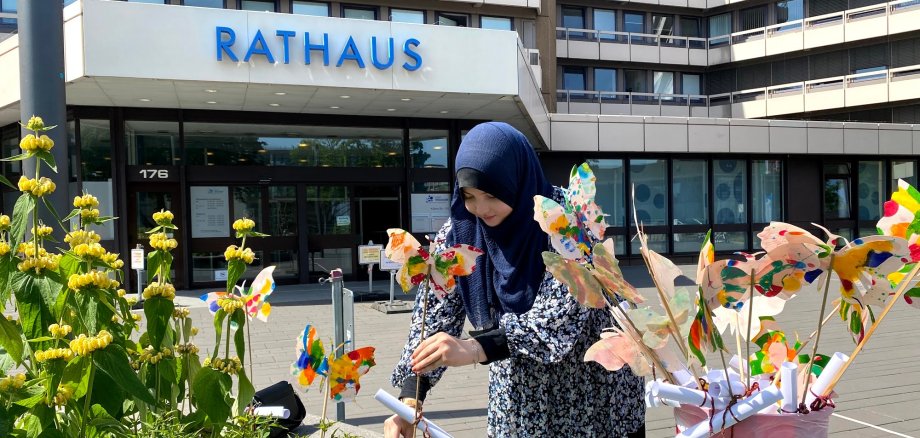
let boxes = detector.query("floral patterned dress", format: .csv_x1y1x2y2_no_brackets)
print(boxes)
390,189,646,437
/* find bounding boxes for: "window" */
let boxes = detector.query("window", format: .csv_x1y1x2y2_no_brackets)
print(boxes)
709,13,731,45
850,43,889,75
184,0,223,7
481,16,512,30
586,159,626,255
343,5,376,20
390,8,424,23
624,70,647,92
682,74,701,95
653,71,674,94
652,14,674,37
269,186,297,237
624,11,645,33
595,68,617,92
125,121,180,165
892,160,917,188
521,19,537,49
436,12,468,26
593,9,616,41
672,160,708,252
739,6,767,31
563,67,586,90
305,186,352,235
630,159,668,253
293,1,328,16
752,160,783,223
561,7,585,29
857,161,883,221
240,0,274,11
1,0,16,24
775,0,803,24
679,16,701,38
410,130,448,168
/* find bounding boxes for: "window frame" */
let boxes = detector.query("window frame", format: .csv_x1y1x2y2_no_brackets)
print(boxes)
479,15,514,30
182,0,226,7
342,4,378,20
292,0,330,16
435,11,470,27
238,0,277,12
389,7,426,24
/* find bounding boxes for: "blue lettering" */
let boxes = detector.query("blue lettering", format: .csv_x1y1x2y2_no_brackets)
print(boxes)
371,37,395,70
276,30,296,64
402,38,422,71
336,36,365,68
304,32,330,66
216,26,238,62
244,30,275,63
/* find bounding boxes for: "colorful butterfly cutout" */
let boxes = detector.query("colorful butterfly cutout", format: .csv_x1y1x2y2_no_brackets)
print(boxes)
711,295,787,341
290,325,376,402
626,288,695,350
200,266,276,321
747,317,809,376
876,179,920,309
542,239,643,308
533,163,608,260
584,330,685,377
384,228,483,297
688,232,725,367
291,324,329,388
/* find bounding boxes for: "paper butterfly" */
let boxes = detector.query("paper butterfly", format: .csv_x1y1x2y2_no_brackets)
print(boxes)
584,330,684,377
542,238,644,308
688,232,725,367
384,228,483,297
747,317,809,376
200,266,276,321
711,295,787,341
626,288,695,350
876,179,920,309
290,324,376,402
533,163,608,260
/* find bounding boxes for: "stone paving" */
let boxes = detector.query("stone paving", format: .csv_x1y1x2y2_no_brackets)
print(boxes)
172,264,920,437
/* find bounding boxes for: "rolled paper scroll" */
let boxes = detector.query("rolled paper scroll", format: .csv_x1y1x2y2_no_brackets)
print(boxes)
804,352,847,407
780,362,798,413
673,369,697,388
374,389,453,438
651,381,730,411
252,406,290,419
678,385,784,438
645,380,680,408
729,355,747,374
706,369,744,398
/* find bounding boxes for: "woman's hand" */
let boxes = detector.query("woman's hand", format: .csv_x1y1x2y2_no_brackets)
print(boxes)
383,413,415,438
411,332,486,374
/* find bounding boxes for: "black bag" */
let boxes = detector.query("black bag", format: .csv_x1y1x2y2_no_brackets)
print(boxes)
252,380,306,437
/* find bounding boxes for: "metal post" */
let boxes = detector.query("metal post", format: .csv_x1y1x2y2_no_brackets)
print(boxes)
18,0,70,240
389,270,396,304
329,268,346,421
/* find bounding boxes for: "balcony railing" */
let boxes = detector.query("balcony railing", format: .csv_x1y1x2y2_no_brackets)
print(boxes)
557,0,920,65
556,63,920,118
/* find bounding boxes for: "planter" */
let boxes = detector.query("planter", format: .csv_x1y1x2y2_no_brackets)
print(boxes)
674,403,832,437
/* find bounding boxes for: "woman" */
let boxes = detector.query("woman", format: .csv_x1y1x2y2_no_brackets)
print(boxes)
385,122,645,437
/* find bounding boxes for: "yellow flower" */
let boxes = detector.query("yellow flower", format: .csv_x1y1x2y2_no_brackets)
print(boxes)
65,230,101,247
67,271,119,292
53,384,75,406
142,281,176,300
152,210,174,226
69,330,113,356
117,288,126,297
48,323,73,338
17,176,56,197
31,225,53,238
217,296,244,313
176,343,199,355
132,313,142,322
191,327,199,336
34,348,75,363
0,242,10,257
149,232,178,252
232,218,256,233
0,373,26,392
138,345,173,364
18,254,61,274
80,208,100,222
72,242,106,260
172,307,190,319
25,115,45,131
224,245,255,264
73,194,99,209
204,356,242,375
0,215,10,230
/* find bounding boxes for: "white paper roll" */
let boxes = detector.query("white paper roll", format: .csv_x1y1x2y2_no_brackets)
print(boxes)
678,385,784,438
645,380,680,408
804,352,848,407
651,381,730,411
673,369,696,388
253,406,290,419
729,355,747,374
709,378,745,399
374,389,453,438
780,362,798,413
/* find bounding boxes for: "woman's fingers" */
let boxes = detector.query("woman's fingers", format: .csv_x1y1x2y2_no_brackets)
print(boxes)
412,348,444,374
384,414,413,438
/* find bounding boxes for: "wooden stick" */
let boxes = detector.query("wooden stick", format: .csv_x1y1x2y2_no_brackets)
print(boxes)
745,269,755,390
734,312,744,385
800,253,836,406
609,305,676,383
320,377,330,438
821,261,920,397
638,248,690,362
413,278,431,438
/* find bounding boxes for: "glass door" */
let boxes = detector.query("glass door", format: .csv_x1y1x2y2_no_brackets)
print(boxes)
129,184,184,289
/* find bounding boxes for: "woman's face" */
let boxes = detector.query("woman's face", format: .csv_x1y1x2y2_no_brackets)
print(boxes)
462,187,513,227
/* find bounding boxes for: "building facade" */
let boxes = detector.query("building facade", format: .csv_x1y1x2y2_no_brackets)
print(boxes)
0,0,918,290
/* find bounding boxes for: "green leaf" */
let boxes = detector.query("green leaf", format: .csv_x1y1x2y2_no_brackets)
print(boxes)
1,153,30,162
146,251,162,284
61,208,80,223
10,194,36,248
62,355,92,400
226,259,245,292
87,368,124,420
212,309,227,360
232,309,246,363
0,254,17,307
0,173,16,191
93,345,156,406
0,349,15,373
40,198,64,232
88,403,129,436
11,272,57,344
33,151,56,173
235,370,255,417
191,367,233,426
0,313,23,364
143,297,174,350
0,405,11,437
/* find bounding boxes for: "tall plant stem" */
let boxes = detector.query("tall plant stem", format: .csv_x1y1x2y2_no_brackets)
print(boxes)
224,314,232,360
79,356,96,438
246,318,254,380
413,278,431,438
800,253,835,406
746,269,755,390
822,261,920,397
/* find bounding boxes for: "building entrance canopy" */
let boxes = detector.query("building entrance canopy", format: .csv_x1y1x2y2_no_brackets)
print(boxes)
0,0,548,146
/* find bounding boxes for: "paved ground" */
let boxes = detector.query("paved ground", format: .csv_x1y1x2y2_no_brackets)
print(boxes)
169,264,920,437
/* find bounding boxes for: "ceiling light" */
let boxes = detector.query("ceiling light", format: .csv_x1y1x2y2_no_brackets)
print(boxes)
207,163,215,166
274,92,286,96
299,141,308,148
439,110,449,114
206,151,215,156
433,146,443,150
238,158,247,162
386,108,397,112
340,95,350,99
258,149,267,153
400,98,412,102
321,164,331,167
205,89,218,93
329,106,340,109
299,159,307,163
139,98,151,102
387,152,398,156
206,101,217,104
269,103,280,107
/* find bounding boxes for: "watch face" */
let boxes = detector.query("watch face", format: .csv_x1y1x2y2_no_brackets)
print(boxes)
719,160,737,173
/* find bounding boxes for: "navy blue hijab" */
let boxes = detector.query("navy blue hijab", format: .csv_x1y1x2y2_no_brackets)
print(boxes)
447,122,553,330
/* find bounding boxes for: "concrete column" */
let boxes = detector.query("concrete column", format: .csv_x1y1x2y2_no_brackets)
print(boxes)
18,0,70,236
537,0,557,112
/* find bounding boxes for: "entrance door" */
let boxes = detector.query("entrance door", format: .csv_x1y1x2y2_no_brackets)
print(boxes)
128,184,185,289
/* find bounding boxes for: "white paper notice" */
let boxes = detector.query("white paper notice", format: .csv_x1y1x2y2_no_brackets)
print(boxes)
190,186,229,238
678,385,784,438
804,352,848,407
374,389,452,438
410,193,450,233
